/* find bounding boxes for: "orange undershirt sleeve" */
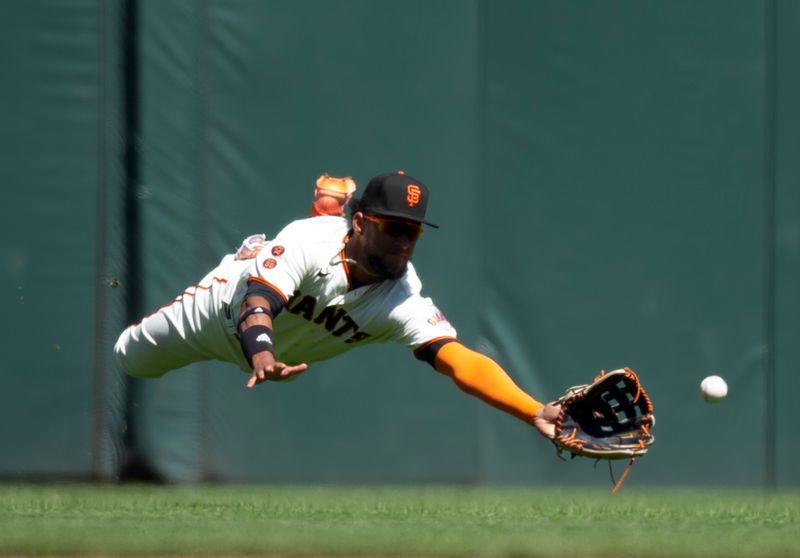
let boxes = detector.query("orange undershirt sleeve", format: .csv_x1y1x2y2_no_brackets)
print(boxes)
433,342,543,423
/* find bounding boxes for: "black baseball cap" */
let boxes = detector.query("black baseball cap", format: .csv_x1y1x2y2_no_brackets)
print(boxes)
358,171,439,228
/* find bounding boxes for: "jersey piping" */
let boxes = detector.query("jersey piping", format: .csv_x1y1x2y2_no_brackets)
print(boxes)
247,276,288,303
126,277,229,328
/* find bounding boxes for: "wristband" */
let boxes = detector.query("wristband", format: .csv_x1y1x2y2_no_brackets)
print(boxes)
239,325,274,366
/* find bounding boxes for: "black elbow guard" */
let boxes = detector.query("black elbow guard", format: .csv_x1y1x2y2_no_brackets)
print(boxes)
244,278,286,318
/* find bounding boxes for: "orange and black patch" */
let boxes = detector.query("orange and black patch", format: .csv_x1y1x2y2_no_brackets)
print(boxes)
263,258,277,269
271,245,285,256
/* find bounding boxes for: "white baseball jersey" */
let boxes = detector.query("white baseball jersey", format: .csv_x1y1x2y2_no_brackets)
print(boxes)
114,216,457,377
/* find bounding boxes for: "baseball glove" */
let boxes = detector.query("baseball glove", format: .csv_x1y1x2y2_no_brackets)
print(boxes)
311,173,357,217
553,367,655,492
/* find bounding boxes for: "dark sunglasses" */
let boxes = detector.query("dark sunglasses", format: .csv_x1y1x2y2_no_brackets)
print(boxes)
363,214,425,241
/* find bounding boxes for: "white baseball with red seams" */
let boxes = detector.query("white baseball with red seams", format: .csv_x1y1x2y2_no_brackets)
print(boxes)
700,375,728,403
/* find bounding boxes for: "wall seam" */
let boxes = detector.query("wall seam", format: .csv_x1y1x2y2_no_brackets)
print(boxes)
763,0,778,489
91,0,110,480
120,0,145,479
196,0,213,481
475,0,489,484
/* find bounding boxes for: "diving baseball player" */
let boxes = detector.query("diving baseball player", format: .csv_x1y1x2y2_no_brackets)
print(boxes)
114,172,559,438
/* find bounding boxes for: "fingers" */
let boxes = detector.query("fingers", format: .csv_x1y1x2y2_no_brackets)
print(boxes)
279,362,309,378
246,365,270,389
246,362,310,388
246,370,263,389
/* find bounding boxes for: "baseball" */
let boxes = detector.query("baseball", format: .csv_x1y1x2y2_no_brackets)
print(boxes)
700,375,728,403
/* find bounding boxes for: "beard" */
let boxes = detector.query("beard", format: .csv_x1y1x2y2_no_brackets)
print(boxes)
366,253,408,280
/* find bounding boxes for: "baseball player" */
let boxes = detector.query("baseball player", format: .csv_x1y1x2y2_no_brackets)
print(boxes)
114,172,559,439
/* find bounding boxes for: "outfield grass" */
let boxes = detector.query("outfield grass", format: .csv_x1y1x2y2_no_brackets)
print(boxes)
0,484,798,557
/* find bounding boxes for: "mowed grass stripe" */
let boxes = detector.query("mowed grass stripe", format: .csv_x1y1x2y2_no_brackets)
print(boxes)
0,485,798,557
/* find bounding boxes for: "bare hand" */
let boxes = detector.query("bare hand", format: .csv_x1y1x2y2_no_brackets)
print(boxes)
532,402,561,439
246,351,309,388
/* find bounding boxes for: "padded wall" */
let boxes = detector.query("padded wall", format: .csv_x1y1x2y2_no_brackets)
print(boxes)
774,0,800,486
480,1,772,485
0,1,125,478
1,1,797,486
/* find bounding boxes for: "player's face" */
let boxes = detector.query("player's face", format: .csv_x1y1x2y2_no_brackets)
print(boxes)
361,214,423,280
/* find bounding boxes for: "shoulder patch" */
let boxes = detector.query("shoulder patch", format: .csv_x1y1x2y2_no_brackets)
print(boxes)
263,258,278,269
271,245,285,256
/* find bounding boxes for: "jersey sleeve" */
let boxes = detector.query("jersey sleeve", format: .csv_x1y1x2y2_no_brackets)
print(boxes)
393,295,458,351
251,223,310,302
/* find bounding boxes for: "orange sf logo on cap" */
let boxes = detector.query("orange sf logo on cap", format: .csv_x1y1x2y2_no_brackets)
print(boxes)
407,185,421,207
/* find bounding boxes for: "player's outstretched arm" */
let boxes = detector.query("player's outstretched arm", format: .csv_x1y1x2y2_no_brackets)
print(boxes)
238,294,308,388
432,342,558,439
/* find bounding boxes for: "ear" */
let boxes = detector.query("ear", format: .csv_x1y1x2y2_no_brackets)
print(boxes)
352,212,366,235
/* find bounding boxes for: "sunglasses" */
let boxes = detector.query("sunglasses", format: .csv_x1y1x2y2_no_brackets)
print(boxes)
363,214,425,241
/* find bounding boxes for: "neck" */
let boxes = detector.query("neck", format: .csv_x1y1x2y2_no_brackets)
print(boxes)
344,238,383,288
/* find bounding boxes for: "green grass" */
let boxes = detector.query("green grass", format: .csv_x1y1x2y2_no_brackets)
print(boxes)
0,484,798,557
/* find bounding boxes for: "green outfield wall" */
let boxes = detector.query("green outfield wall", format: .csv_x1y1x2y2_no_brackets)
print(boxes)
1,0,797,486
